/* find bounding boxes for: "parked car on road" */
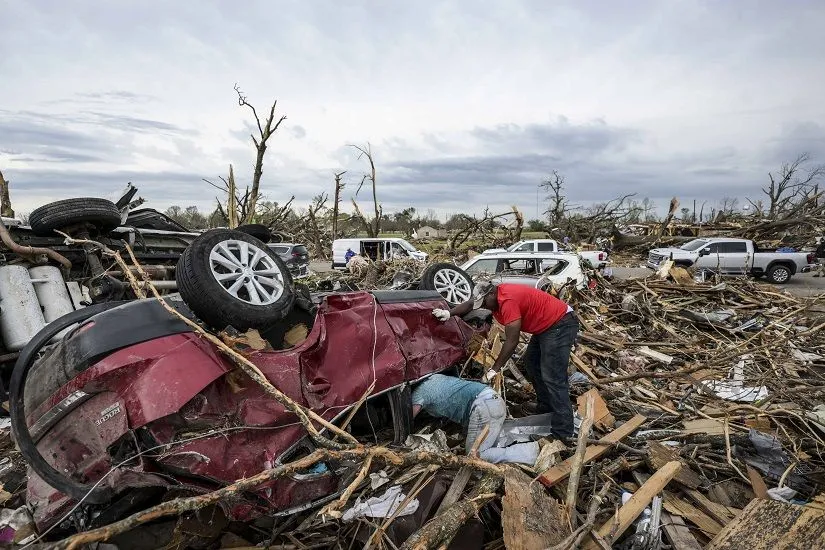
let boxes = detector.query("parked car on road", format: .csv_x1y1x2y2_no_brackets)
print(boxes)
268,242,310,279
460,251,588,290
482,239,609,268
646,237,816,284
11,229,488,536
332,238,428,269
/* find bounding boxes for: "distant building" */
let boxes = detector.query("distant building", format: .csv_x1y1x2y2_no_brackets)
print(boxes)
417,225,447,239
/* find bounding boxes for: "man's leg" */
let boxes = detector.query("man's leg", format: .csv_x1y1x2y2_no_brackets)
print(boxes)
465,394,538,465
523,335,553,413
537,315,579,438
465,391,506,454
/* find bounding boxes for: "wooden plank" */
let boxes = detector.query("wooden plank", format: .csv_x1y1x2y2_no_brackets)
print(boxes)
646,442,703,490
685,489,737,526
583,461,682,550
571,353,600,382
661,512,704,550
683,418,726,436
577,389,615,430
636,345,674,364
747,466,769,499
502,469,567,550
538,414,646,488
662,492,724,537
434,466,472,515
708,498,825,549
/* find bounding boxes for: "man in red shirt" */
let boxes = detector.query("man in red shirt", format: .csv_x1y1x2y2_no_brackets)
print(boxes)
434,282,579,439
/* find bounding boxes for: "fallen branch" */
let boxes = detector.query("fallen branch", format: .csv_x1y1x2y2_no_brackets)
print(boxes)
50,447,504,549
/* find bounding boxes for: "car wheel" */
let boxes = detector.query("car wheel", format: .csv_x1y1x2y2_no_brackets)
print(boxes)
176,229,295,330
419,263,474,306
767,264,791,284
29,198,122,236
235,223,272,243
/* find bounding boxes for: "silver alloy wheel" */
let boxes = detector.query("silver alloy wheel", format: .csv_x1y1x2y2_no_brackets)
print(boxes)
208,239,285,305
772,267,790,283
432,267,472,304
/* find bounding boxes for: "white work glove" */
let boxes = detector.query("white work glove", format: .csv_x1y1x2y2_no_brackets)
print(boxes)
432,308,451,322
482,369,498,383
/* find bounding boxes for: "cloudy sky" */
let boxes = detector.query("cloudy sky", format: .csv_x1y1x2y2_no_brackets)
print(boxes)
2,0,824,221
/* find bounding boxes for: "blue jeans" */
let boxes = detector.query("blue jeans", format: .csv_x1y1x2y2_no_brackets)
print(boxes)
523,312,579,438
465,389,539,465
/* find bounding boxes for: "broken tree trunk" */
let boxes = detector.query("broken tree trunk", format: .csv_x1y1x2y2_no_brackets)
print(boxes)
0,169,13,218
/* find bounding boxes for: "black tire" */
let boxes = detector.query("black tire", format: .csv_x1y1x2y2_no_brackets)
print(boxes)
418,262,474,306
235,223,272,243
176,229,295,330
767,264,792,284
29,198,122,236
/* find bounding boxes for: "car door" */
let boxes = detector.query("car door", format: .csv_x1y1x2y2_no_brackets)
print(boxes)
717,241,750,274
696,242,721,269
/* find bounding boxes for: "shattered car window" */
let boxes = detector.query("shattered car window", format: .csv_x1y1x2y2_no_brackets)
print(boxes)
465,258,500,275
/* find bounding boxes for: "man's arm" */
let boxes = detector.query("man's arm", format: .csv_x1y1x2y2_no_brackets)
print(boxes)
491,319,522,372
448,300,473,318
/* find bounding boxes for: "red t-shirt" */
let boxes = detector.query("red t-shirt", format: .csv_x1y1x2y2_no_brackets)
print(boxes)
492,284,570,334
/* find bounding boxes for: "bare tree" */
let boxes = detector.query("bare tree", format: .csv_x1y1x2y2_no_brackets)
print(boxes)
234,84,287,222
448,208,522,252
762,153,825,218
656,197,679,238
540,171,568,227
205,165,244,228
349,143,381,237
332,171,346,240
574,193,637,242
718,196,739,216
0,169,14,218
304,194,329,259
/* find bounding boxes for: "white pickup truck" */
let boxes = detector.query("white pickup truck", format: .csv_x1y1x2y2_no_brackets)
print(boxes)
483,239,609,268
647,237,815,284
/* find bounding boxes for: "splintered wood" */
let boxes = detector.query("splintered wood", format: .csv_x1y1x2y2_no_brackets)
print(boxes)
708,499,825,549
502,470,567,549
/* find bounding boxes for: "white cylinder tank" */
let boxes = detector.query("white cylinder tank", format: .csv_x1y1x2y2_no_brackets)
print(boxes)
0,265,47,351
29,265,76,342
28,266,74,323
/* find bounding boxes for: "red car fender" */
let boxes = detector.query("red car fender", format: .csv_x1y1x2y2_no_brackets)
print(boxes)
45,333,232,429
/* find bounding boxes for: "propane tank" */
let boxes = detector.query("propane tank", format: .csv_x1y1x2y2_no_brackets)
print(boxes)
29,266,74,322
29,265,75,341
0,265,47,351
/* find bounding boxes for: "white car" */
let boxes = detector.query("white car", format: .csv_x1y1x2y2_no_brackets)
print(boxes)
331,237,428,270
460,251,588,290
482,239,609,268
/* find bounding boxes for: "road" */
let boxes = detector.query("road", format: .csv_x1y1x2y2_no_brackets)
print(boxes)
310,262,825,297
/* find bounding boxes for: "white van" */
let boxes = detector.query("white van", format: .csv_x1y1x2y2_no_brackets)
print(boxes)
332,238,428,269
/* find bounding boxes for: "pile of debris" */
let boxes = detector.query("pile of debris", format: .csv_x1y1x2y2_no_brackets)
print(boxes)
1,259,824,549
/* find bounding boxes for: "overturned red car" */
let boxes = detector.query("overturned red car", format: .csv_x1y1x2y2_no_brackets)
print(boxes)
9,230,486,536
